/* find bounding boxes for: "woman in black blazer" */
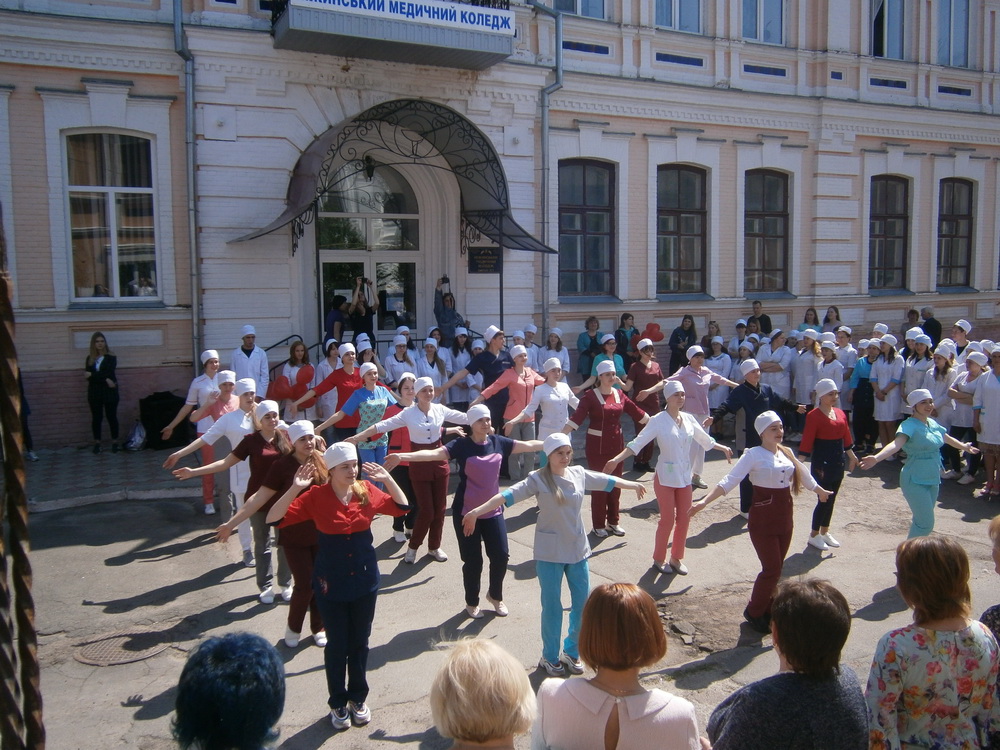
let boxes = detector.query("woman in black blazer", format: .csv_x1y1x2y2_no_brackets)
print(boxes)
85,331,120,453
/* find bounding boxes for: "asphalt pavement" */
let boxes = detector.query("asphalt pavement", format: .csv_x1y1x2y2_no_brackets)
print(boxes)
21,437,1000,748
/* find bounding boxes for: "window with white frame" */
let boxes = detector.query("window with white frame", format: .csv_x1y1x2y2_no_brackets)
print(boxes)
655,0,700,32
742,0,782,44
554,0,604,19
937,0,969,67
872,0,904,60
66,133,159,300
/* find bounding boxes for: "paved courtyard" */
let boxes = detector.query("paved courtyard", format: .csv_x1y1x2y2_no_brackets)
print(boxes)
22,440,1000,748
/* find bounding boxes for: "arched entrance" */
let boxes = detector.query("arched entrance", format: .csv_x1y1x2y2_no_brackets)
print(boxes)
232,98,553,349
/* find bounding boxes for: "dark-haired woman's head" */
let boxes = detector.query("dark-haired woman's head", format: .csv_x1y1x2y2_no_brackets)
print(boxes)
771,579,851,678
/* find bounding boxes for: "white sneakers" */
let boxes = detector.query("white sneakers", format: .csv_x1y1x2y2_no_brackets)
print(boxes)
941,469,961,480
605,524,626,537
204,504,216,515
808,535,830,551
823,533,841,548
314,631,328,647
958,472,977,485
392,530,407,543
428,548,448,562
259,586,275,604
284,626,300,648
281,585,293,602
403,548,417,564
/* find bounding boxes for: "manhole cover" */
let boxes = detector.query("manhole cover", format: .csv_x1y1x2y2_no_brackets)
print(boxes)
74,626,172,666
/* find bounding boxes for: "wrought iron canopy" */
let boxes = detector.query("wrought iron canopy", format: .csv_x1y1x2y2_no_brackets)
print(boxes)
231,99,553,254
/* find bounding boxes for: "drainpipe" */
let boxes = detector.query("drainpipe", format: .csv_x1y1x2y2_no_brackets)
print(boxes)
528,0,562,336
174,0,202,372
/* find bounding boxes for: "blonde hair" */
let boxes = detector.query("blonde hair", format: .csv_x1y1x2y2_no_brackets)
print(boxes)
430,640,535,744
988,515,1000,549
776,444,802,495
537,461,567,505
250,409,292,455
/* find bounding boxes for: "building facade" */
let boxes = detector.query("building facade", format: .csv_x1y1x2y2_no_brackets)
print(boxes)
3,0,999,445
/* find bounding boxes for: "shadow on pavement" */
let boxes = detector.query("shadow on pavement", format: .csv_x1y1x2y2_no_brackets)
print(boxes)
936,487,997,525
658,639,772,690
367,611,485,672
782,548,827,576
684,515,747,550
853,584,907,622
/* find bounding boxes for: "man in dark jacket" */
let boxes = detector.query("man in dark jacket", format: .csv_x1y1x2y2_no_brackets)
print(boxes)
920,306,942,348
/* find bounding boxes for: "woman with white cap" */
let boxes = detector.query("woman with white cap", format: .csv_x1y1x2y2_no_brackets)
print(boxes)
267,442,408,731
948,351,987,486
472,344,544,481
951,319,973,366
414,337,449,403
706,360,807,520
871,334,905,455
798,379,858,551
383,334,414,389
728,320,748,359
230,324,269,397
462,432,646,677
922,346,959,470
730,339,755,385
509,358,579,461
706,337,733,436
574,333,627,393
815,341,845,406
350,377,471,563
174,400,293,603
974,348,1000,500
655,345,738,488
564,360,649,537
439,325,513,433
316,362,398,468
290,343,362,442
606,380,733,575
620,338,665,473
355,339,387,382
164,378,259,564
902,334,934,417
691,411,830,633
860,390,979,537
847,339,880,454
160,349,223,514
444,327,473,410
523,323,542,370
789,329,821,440
759,329,793,401
217,420,326,648
540,327,570,380
386,404,542,619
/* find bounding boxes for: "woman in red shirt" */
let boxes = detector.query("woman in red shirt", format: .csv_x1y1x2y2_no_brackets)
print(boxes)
290,343,362,442
798,378,858,552
267,442,409,732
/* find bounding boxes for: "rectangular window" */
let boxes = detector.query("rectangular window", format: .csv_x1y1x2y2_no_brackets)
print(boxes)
868,175,909,290
554,0,604,19
937,0,969,67
744,170,788,292
872,0,904,60
657,166,707,294
66,133,158,300
558,161,614,296
742,0,783,44
937,179,973,287
654,0,700,32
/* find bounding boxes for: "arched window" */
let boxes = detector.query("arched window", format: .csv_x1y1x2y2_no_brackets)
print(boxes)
657,165,707,294
744,169,788,292
937,178,974,288
869,175,908,290
558,160,615,296
317,161,419,251
66,133,158,299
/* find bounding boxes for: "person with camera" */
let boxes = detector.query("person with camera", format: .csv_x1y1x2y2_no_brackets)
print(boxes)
350,276,379,344
434,276,468,348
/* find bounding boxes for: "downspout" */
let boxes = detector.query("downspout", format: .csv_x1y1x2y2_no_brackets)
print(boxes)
528,0,562,336
174,0,202,371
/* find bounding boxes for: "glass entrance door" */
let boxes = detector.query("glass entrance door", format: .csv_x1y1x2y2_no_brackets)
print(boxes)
321,257,419,351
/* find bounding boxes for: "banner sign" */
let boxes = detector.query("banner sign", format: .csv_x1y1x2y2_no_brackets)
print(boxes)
291,0,516,35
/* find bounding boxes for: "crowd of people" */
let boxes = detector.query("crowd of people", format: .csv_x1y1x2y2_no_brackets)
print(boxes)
157,296,1000,747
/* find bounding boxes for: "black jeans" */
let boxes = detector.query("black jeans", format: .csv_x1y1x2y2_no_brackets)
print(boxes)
810,439,846,530
315,590,378,709
88,397,119,441
452,511,509,606
390,465,417,532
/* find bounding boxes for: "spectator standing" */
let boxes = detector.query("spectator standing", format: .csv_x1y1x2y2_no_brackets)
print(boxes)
576,317,603,382
85,331,120,454
865,536,1000,749
539,327,570,380
748,300,773,335
349,276,378,343
613,313,640,365
667,315,697,375
324,295,349,344
973,347,1000,500
707,580,868,750
230,325,269,398
821,305,844,334
433,277,467,347
920,306,942,348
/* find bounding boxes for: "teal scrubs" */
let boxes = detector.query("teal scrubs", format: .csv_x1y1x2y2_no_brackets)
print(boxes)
897,417,946,537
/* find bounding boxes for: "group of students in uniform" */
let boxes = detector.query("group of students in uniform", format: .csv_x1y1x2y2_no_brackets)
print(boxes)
158,308,1000,736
